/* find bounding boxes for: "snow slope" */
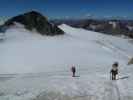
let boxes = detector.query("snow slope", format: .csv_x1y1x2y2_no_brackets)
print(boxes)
0,24,133,100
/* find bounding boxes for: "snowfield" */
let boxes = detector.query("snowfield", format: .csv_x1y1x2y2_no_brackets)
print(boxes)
0,24,133,100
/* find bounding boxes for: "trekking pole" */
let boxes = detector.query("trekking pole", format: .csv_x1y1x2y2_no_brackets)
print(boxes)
110,73,112,80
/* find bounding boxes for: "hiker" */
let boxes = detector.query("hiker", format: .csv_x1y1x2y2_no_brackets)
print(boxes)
71,65,76,77
110,62,119,80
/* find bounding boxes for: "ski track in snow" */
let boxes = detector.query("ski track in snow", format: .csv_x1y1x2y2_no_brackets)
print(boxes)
0,24,133,100
95,39,130,60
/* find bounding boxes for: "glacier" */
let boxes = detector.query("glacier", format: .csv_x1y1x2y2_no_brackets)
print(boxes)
0,24,133,100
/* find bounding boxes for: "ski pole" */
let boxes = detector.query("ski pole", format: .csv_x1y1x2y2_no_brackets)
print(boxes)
110,73,111,80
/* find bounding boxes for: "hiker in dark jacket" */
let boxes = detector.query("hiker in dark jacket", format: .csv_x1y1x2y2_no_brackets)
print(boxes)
110,62,119,80
71,66,76,77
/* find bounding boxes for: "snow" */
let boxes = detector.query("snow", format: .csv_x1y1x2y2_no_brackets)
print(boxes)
0,17,8,25
0,23,133,100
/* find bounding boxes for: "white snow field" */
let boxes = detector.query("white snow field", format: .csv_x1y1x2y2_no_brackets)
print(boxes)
0,24,133,100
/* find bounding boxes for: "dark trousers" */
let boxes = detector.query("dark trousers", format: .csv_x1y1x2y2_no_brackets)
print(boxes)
112,74,116,80
72,71,75,77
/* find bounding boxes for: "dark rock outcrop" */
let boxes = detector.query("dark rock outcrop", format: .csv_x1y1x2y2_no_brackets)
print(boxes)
128,57,133,65
3,11,64,36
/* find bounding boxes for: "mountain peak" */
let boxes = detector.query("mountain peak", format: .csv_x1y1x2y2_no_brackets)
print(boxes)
2,11,64,36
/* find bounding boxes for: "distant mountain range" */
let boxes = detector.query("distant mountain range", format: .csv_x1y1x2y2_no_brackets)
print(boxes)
0,11,64,36
51,19,133,38
1,11,133,38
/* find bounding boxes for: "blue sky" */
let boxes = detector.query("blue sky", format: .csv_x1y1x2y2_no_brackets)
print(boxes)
0,0,133,19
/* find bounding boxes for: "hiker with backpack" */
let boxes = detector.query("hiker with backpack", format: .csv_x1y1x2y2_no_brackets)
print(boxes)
110,62,119,80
